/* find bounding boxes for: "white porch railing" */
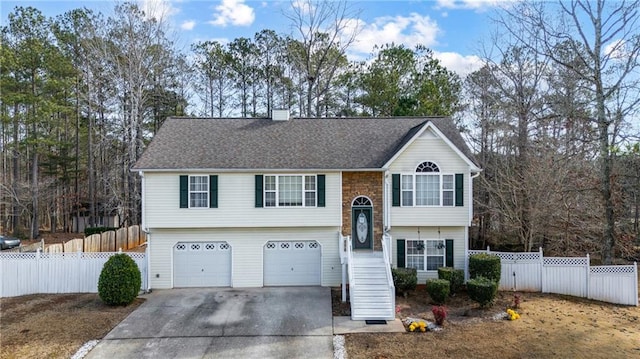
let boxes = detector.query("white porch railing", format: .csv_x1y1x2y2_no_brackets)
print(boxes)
381,233,396,312
346,235,355,299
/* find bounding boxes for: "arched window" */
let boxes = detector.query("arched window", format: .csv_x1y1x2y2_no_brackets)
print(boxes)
416,161,439,173
400,161,453,206
352,196,372,207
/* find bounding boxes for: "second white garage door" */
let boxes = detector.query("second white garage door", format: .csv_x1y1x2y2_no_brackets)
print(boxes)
263,241,321,286
174,242,231,287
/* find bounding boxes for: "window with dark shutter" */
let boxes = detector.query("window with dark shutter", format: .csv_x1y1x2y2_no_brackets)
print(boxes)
209,175,218,208
255,175,263,208
455,173,463,207
179,175,188,208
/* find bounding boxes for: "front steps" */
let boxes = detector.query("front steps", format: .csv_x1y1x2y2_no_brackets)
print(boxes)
349,252,395,320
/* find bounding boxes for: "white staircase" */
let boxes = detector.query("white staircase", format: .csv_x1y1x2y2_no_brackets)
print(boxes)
349,252,395,320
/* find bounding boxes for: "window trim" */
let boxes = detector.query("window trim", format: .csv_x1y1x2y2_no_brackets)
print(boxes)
405,239,445,272
263,174,318,208
400,172,456,207
188,175,209,209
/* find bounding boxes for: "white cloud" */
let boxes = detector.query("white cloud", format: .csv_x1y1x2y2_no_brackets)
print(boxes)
181,20,196,30
209,0,255,27
434,51,483,76
139,0,179,21
435,0,503,11
292,0,314,15
347,13,441,55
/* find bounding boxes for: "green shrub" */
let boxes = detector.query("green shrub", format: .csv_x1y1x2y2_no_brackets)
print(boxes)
437,267,465,295
426,279,450,304
85,227,118,237
467,276,498,307
392,267,417,296
468,253,501,282
98,253,141,306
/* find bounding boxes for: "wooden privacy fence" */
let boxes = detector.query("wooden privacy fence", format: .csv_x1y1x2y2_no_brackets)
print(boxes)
0,250,147,298
468,248,638,306
44,225,146,253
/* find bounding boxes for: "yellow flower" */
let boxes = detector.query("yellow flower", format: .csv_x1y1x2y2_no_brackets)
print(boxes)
420,327,426,332
419,322,426,328
409,325,415,332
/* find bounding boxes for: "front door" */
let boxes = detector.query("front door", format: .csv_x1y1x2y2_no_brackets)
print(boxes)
352,207,373,250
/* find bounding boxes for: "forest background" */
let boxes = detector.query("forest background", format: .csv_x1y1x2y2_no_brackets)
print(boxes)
1,0,638,264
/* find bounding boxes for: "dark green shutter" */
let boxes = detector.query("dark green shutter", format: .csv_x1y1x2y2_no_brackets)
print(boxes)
397,239,405,268
209,175,218,208
455,173,464,207
255,175,263,208
445,239,454,267
179,175,188,208
317,174,325,207
392,174,401,207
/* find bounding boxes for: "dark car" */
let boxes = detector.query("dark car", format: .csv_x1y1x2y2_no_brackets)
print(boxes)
0,235,21,250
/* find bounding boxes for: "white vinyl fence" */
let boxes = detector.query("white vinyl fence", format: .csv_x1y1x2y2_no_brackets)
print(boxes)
0,250,147,298
468,248,638,306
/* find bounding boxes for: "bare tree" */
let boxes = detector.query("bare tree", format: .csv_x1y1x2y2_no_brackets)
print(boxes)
498,0,640,263
284,0,360,117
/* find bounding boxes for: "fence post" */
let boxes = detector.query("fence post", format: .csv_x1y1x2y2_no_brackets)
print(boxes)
539,247,544,292
634,262,638,307
36,248,42,294
585,253,590,299
486,246,490,253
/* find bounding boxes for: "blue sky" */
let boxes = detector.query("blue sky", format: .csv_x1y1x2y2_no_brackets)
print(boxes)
1,0,505,75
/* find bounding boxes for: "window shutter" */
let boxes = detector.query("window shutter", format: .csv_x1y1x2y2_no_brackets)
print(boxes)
209,175,218,208
445,239,454,267
317,174,325,207
397,239,405,268
255,175,263,208
179,175,188,208
392,174,400,207
455,173,464,207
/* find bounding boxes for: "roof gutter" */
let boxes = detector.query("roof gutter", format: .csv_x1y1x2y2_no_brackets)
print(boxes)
131,167,388,173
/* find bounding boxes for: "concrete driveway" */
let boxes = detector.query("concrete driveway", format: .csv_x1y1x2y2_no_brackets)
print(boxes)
85,287,333,359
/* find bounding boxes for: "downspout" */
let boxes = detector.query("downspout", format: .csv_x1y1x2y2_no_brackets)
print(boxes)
384,171,392,263
139,171,151,293
467,170,481,280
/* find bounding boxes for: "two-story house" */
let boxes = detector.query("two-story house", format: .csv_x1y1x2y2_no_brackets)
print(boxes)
132,111,480,320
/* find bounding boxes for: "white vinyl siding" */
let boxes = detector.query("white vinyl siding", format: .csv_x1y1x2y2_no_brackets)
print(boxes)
143,172,340,228
147,227,341,289
388,136,471,227
391,226,466,283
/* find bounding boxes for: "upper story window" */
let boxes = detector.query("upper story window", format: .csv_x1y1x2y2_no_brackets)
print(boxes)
189,175,209,208
401,161,454,207
265,175,316,207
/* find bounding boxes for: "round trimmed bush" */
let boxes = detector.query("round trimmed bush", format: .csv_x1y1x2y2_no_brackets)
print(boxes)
469,253,501,282
392,267,417,296
437,267,465,295
467,276,498,307
98,253,141,306
426,278,450,304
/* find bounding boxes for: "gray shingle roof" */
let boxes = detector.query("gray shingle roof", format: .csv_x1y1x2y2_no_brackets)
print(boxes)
132,117,476,171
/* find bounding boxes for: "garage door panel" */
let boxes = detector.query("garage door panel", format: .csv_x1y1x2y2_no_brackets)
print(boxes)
264,241,321,286
174,242,231,287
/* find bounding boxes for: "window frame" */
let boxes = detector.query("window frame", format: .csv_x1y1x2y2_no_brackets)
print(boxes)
400,161,455,207
405,239,445,272
188,175,209,209
263,174,318,208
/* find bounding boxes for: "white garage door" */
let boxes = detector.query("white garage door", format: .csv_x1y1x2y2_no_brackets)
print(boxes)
264,241,321,286
174,242,231,287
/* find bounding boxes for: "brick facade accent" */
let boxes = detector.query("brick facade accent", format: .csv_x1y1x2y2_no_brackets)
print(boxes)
341,172,384,250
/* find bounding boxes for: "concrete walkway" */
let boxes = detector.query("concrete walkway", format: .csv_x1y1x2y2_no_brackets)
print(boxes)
85,287,333,359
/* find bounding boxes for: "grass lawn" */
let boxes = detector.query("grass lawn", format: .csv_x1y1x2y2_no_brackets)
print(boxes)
0,294,143,359
339,285,640,359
